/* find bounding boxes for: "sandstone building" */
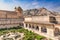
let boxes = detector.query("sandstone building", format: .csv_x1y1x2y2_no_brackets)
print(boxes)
24,8,60,40
0,7,24,28
0,7,60,40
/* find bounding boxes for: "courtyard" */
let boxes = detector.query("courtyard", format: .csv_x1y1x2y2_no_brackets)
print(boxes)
0,26,48,40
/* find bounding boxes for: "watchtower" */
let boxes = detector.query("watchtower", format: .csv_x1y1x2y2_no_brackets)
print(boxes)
15,6,23,17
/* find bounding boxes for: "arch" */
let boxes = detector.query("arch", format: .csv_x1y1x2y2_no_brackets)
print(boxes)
29,24,31,28
26,24,28,27
54,28,60,36
32,25,35,29
36,26,39,30
41,26,47,33
49,16,57,24
19,23,23,26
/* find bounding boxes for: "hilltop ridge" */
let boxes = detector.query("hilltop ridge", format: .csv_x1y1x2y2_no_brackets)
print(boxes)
23,8,60,16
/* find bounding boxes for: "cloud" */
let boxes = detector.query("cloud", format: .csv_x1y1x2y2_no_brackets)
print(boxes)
53,6,60,12
0,0,10,10
32,2,38,5
31,1,40,8
0,0,21,11
35,5,40,8
0,0,59,12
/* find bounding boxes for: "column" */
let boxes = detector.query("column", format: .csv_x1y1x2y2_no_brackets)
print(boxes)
39,26,41,33
24,23,26,29
47,28,54,37
28,24,29,29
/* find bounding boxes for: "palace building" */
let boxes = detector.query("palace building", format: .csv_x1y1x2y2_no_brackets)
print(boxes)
0,7,60,40
24,8,60,40
0,7,24,28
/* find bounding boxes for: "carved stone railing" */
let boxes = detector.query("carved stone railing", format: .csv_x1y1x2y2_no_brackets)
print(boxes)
0,18,23,25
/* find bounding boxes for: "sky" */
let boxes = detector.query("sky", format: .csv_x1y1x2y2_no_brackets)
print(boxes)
0,0,60,12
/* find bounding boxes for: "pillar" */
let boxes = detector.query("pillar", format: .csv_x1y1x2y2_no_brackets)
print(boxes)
39,26,41,33
24,23,26,29
47,28,54,37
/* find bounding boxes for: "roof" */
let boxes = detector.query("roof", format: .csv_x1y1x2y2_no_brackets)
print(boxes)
0,10,17,15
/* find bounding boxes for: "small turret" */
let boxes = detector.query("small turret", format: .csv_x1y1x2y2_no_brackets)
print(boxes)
15,6,23,17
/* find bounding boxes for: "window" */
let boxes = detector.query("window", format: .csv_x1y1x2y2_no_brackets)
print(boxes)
19,24,21,26
41,26,47,33
32,25,35,29
26,24,28,27
49,16,57,24
19,23,23,26
54,28,60,36
29,24,31,28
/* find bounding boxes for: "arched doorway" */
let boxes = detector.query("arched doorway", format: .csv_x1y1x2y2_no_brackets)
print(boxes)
29,24,31,28
54,28,60,36
19,23,23,26
41,26,47,33
36,26,39,30
26,24,28,27
32,25,35,29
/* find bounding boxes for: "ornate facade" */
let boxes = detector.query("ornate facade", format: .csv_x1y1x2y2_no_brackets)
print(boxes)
24,15,60,40
24,8,60,40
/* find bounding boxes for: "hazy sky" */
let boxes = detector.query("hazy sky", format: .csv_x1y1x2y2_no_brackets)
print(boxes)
0,0,60,12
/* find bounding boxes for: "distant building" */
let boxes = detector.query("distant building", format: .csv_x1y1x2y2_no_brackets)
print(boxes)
0,7,24,28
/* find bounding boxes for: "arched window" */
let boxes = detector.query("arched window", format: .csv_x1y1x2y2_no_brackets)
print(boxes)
32,25,35,29
49,16,57,24
19,23,23,26
36,26,39,30
21,23,24,26
54,28,60,36
29,24,31,28
41,26,47,33
26,24,28,27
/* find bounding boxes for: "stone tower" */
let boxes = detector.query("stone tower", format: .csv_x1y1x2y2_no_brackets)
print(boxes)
15,6,23,18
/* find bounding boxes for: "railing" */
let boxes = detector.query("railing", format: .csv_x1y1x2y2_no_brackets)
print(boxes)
0,18,23,21
0,18,23,25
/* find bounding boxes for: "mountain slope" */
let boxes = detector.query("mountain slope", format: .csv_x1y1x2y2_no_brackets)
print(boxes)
23,8,60,16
